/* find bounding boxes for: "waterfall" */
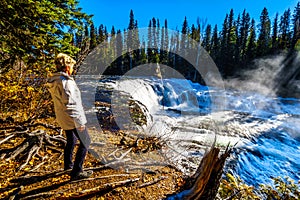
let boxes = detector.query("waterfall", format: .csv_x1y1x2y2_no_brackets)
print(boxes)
77,75,300,185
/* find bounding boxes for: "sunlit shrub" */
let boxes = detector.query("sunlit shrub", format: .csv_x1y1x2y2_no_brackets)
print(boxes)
218,173,300,200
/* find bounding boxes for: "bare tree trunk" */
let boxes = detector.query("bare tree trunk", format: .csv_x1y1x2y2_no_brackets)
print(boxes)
166,145,231,200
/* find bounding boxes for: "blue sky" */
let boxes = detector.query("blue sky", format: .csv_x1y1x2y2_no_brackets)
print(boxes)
79,0,299,32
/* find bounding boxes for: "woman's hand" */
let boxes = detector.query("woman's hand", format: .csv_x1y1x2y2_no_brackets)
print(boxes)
77,125,85,132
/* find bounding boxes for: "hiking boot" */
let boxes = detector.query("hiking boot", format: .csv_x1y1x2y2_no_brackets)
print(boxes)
70,170,93,180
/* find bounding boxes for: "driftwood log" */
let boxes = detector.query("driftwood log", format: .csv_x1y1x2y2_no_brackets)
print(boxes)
0,124,65,171
166,144,231,200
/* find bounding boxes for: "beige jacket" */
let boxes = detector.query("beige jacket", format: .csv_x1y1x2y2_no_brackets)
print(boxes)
46,72,87,130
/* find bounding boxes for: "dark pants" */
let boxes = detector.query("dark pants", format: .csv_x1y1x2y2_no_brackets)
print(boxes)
64,128,91,176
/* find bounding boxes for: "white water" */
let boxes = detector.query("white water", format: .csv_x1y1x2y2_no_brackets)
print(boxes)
77,75,300,186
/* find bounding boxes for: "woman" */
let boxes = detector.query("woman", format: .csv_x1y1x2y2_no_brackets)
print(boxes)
47,53,93,180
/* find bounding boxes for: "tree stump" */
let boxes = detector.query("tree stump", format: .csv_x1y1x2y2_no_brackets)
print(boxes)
166,144,231,200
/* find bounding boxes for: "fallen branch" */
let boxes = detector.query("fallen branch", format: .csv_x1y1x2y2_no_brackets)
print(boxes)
107,147,132,161
18,145,40,170
68,177,140,198
70,173,133,184
124,167,157,174
85,158,132,171
1,129,66,170
0,133,15,145
44,133,66,146
90,141,106,147
30,160,46,172
125,160,167,167
19,191,53,200
29,122,60,132
0,121,60,132
4,186,24,200
11,169,70,183
46,145,63,153
138,176,168,188
6,141,30,161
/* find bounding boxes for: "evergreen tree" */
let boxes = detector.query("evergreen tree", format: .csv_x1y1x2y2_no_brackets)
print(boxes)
160,24,166,63
190,23,201,81
164,19,169,50
202,24,212,52
111,26,116,37
160,19,170,65
75,30,84,48
149,18,159,63
0,0,91,69
181,16,189,50
116,29,123,70
222,9,237,77
128,9,135,30
291,2,300,51
279,9,292,50
220,14,229,75
235,14,241,65
84,24,89,40
190,20,201,80
147,20,153,63
108,26,117,70
127,9,135,51
191,24,201,43
98,24,105,44
156,19,160,50
211,25,220,63
133,20,141,66
234,14,242,66
125,9,140,70
182,16,189,35
180,17,189,71
239,10,251,63
104,26,108,40
152,18,157,48
271,13,279,53
152,17,159,55
257,7,271,57
169,32,180,70
196,19,201,43
69,29,75,46
90,22,97,50
139,40,148,65
246,19,257,65
227,9,236,46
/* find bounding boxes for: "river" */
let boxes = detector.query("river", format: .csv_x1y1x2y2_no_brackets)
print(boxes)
77,75,300,187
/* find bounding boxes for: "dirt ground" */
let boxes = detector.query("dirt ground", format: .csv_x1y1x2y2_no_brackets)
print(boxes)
0,127,186,200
